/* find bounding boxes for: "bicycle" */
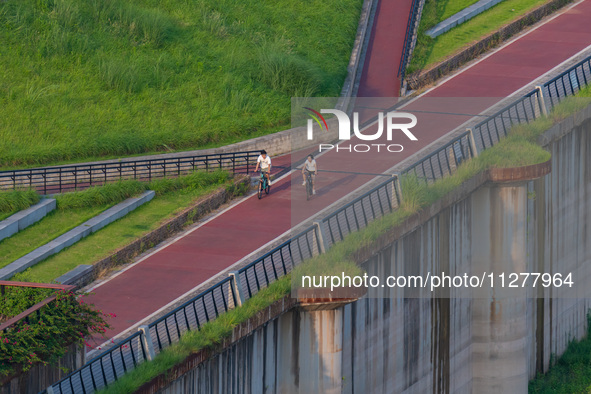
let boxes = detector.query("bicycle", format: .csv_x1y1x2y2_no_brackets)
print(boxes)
258,172,270,199
304,169,314,200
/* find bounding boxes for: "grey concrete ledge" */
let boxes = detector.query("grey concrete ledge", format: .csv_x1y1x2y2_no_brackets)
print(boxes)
0,190,155,280
55,264,93,285
426,0,504,38
0,199,56,243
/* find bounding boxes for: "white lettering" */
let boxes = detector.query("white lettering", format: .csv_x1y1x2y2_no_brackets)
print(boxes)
387,112,418,141
387,144,404,152
320,109,351,140
353,112,384,140
353,144,370,152
302,276,312,287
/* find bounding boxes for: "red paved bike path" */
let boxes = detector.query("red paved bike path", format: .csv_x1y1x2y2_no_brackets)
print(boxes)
357,0,412,97
86,0,591,342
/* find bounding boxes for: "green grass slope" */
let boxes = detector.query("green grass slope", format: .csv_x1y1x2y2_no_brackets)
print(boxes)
0,0,362,168
408,0,550,74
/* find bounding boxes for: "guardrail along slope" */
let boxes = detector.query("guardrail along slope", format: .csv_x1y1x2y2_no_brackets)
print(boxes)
46,44,591,394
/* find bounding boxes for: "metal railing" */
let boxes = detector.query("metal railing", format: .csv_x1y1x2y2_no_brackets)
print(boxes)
471,90,545,151
0,151,260,195
322,176,401,245
473,56,591,152
148,276,238,354
50,330,147,394
0,281,75,333
402,130,475,184
543,56,591,107
398,0,424,82
47,54,591,393
47,224,323,394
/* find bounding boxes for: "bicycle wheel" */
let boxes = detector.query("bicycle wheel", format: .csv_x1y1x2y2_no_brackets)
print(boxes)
306,177,312,200
265,184,270,194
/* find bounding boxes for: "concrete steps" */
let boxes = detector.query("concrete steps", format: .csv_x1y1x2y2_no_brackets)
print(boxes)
0,199,56,242
0,191,155,280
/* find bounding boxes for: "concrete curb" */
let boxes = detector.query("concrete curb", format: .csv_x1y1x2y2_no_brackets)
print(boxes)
0,191,155,280
426,0,504,38
55,264,93,285
488,159,552,182
0,199,56,242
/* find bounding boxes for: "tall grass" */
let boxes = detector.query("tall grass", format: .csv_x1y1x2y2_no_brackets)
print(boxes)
529,313,591,393
148,170,229,195
55,180,148,209
0,190,40,213
55,170,230,209
92,0,177,46
0,0,362,168
256,44,324,97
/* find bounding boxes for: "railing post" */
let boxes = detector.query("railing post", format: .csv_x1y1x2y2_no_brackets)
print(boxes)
392,174,402,207
138,325,156,361
313,221,329,254
229,271,244,307
536,85,549,116
467,128,479,158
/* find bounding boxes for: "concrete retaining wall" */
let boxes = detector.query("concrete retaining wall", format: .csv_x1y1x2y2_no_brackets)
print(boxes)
142,110,591,392
1,343,83,394
0,199,56,242
0,191,154,280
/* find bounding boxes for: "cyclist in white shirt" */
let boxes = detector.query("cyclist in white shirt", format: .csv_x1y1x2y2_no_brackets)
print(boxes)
254,150,272,186
301,154,318,195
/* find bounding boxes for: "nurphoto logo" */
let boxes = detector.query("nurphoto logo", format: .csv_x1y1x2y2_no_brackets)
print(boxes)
304,108,418,153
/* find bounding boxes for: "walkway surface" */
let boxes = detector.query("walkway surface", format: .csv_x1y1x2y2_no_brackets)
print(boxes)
86,0,591,343
357,0,412,97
